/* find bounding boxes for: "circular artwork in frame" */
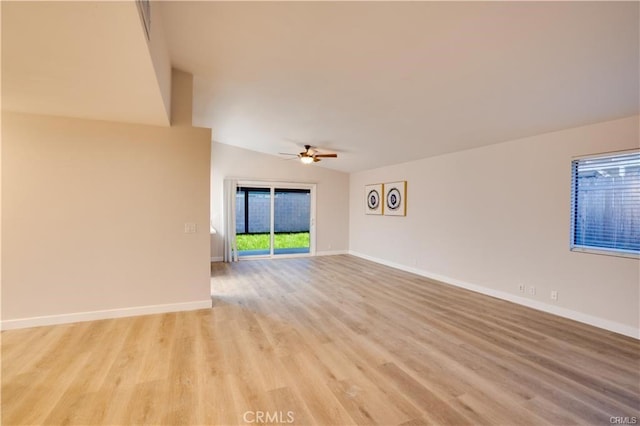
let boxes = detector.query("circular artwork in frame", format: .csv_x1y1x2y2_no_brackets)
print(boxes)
383,181,406,216
364,184,384,215
367,189,380,210
386,188,401,210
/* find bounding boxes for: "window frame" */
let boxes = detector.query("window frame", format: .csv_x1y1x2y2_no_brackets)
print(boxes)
569,149,640,259
235,180,317,259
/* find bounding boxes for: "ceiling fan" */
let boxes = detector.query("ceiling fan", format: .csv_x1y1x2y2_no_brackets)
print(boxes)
280,145,338,164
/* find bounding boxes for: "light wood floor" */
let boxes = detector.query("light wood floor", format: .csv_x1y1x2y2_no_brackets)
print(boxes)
2,255,639,425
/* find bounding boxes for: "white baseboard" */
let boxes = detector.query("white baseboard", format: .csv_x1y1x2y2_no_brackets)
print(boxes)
1,299,213,331
316,250,349,257
211,256,223,262
234,250,348,260
348,251,639,339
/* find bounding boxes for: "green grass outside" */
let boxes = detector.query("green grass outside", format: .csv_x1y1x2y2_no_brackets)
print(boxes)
236,232,310,251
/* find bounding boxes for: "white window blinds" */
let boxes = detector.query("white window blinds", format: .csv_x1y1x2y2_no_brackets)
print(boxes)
571,151,640,256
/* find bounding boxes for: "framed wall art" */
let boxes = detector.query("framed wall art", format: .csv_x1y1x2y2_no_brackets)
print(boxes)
365,184,384,215
384,181,407,216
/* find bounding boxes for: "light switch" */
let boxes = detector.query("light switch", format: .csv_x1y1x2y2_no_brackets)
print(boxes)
184,223,197,233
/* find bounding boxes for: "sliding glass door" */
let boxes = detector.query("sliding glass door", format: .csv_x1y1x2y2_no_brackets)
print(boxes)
236,183,315,258
236,187,271,256
274,188,311,255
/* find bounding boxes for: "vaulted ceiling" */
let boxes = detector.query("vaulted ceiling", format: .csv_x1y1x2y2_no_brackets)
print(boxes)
161,1,639,172
2,2,638,173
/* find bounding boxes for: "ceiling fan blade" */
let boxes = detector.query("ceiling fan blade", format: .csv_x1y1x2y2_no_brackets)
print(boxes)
314,153,338,158
313,157,321,162
278,152,298,156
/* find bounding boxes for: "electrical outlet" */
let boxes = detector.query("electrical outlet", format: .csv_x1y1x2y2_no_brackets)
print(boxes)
528,286,536,296
551,290,558,301
184,223,197,234
518,284,525,293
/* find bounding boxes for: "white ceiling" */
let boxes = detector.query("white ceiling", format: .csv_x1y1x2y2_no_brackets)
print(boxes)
2,1,169,126
161,1,639,173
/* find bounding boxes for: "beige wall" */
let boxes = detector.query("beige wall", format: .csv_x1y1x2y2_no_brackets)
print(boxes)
2,112,211,324
350,115,640,336
210,142,349,259
146,1,172,121
171,69,193,126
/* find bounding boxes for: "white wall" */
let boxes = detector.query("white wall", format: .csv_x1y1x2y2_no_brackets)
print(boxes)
350,115,640,337
2,112,212,328
210,142,349,259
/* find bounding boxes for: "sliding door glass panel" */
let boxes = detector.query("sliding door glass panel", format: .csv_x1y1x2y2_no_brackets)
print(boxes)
236,187,271,256
273,188,311,255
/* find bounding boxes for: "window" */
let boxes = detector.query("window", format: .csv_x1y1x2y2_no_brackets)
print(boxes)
571,150,640,257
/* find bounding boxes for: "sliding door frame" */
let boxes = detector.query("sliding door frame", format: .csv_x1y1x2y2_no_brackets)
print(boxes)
236,180,317,259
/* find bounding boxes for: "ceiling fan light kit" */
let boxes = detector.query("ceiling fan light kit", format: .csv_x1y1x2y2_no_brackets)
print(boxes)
281,144,339,165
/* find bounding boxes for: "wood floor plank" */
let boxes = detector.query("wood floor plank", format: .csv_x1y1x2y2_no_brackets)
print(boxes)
267,386,314,425
2,255,638,425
